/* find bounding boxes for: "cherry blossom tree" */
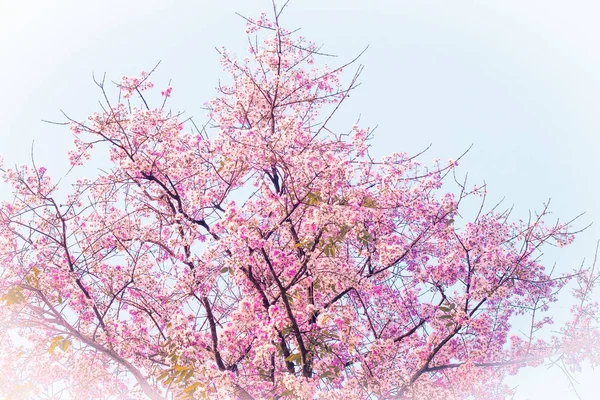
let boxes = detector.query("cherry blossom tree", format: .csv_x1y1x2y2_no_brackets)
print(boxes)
1,4,599,400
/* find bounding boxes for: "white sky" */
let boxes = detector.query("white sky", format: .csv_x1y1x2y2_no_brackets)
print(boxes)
1,0,599,399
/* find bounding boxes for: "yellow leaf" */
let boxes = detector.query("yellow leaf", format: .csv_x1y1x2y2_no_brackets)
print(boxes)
49,342,58,354
293,239,313,249
183,382,201,393
362,197,377,208
157,370,170,381
164,376,175,385
182,369,194,382
1,286,26,306
25,266,41,287
48,336,68,354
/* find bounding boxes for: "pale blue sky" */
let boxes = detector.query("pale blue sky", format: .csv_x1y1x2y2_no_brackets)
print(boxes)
1,0,599,398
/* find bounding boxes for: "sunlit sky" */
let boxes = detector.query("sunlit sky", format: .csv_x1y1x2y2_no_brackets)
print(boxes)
1,0,599,398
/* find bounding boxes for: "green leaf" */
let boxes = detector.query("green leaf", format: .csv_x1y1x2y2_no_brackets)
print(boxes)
338,224,351,239
439,314,453,320
320,237,338,257
439,306,451,313
323,243,337,257
335,197,349,206
185,369,195,381
285,293,296,304
177,368,194,383
357,230,373,246
274,342,283,356
306,192,322,206
285,353,302,363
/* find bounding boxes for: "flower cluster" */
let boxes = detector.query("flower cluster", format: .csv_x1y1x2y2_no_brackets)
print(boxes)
0,10,597,400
